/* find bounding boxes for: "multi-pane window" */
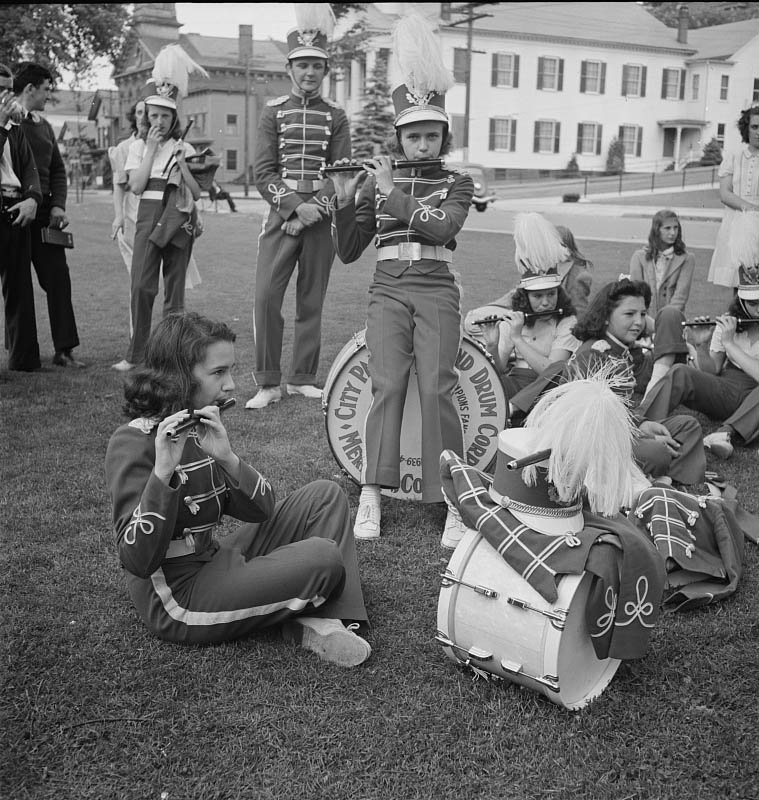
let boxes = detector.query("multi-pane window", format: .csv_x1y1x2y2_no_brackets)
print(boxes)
580,60,606,94
576,122,602,155
692,73,700,100
622,64,647,97
533,120,560,153
491,53,519,88
226,114,238,136
661,68,685,100
453,48,468,83
753,78,759,104
720,75,729,101
226,149,237,171
537,57,564,91
619,125,642,157
489,118,517,151
717,123,726,146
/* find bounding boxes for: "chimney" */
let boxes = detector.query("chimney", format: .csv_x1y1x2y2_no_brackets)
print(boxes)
677,4,689,44
239,24,253,64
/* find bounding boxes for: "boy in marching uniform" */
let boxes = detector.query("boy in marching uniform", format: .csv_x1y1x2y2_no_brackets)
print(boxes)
246,5,351,410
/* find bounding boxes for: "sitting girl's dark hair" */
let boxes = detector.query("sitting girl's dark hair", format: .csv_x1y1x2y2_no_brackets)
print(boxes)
572,278,651,342
123,312,236,419
511,286,576,318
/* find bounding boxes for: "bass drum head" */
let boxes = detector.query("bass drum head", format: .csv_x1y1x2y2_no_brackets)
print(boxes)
436,529,620,710
322,332,507,501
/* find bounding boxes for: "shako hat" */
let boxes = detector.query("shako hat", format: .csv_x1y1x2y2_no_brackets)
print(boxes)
286,4,335,60
390,13,453,128
513,212,569,291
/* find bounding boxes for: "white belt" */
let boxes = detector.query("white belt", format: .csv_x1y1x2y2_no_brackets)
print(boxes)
141,190,164,201
377,243,452,263
282,177,325,192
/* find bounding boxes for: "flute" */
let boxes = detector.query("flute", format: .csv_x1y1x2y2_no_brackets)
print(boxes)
506,449,552,471
167,398,236,437
161,118,195,176
682,317,759,327
472,309,565,326
321,158,444,174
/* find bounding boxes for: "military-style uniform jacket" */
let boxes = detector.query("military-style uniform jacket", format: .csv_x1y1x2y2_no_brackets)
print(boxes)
333,165,474,274
105,419,275,579
254,91,350,220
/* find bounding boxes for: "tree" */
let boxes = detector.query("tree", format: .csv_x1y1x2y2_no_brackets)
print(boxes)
644,2,759,28
605,138,625,175
351,54,395,159
0,4,130,84
563,153,580,178
327,3,371,85
701,137,723,166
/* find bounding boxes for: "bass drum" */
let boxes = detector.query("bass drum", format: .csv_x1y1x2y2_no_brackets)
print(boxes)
322,331,507,501
436,528,620,710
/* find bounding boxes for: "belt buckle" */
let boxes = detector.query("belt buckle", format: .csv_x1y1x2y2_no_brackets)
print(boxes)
398,242,422,261
296,179,313,193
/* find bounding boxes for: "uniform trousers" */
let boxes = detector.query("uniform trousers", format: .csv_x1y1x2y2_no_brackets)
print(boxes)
126,198,190,364
639,362,759,444
363,265,463,502
125,481,367,645
254,207,334,386
30,205,79,353
1,215,41,370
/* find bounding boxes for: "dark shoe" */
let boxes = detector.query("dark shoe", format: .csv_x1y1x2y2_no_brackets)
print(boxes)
53,349,86,368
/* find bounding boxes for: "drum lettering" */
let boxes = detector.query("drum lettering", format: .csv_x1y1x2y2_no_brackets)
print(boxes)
455,348,474,371
471,367,498,418
454,384,469,413
335,379,364,419
400,473,423,494
465,423,499,464
338,430,363,468
348,361,370,384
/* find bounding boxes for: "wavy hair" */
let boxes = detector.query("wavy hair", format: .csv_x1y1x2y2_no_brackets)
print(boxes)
122,313,236,419
555,226,593,271
511,286,576,318
572,278,651,342
737,106,759,143
644,209,686,260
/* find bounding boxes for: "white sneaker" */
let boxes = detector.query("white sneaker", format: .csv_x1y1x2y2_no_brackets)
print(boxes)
353,499,381,540
703,431,733,460
111,359,136,372
286,384,322,399
441,507,469,550
282,617,371,667
245,386,282,409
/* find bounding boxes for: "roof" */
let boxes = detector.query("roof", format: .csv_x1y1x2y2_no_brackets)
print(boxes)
451,2,695,53
687,16,759,61
46,89,97,117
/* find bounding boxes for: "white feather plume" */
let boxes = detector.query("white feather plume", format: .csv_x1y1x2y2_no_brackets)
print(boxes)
151,44,209,99
392,13,454,96
522,363,638,516
729,210,759,268
514,212,570,274
294,4,336,37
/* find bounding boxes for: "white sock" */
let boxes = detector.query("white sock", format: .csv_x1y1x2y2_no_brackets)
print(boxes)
359,485,381,507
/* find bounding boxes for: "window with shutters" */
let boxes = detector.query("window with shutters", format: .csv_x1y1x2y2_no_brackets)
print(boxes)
580,60,605,94
534,119,560,153
489,117,517,151
619,125,642,157
662,68,685,100
492,52,519,88
622,64,646,97
453,48,468,84
537,56,563,91
577,122,602,155
720,75,729,101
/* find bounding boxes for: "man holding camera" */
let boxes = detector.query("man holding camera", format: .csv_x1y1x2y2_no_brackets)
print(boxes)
0,63,42,372
13,61,85,368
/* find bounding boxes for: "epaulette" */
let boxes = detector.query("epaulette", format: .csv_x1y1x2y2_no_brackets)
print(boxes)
129,417,160,434
322,97,341,108
267,95,289,107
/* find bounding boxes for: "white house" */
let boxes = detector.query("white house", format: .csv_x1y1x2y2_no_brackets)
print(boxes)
335,2,759,176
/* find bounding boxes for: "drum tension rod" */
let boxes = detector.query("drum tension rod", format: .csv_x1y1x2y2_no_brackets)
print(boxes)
440,570,498,598
506,597,568,627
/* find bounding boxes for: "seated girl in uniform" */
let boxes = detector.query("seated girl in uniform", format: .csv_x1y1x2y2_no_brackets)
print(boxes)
105,312,370,666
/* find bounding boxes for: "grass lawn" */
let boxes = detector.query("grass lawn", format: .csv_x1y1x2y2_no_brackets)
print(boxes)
2,192,756,799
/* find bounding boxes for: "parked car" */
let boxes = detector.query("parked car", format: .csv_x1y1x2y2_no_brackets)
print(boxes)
448,162,497,212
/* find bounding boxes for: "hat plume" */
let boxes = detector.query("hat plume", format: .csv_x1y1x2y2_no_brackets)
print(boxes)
392,13,454,97
294,4,336,37
514,212,569,275
151,44,209,99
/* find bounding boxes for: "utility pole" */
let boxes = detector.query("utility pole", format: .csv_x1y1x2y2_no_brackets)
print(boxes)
443,3,493,163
